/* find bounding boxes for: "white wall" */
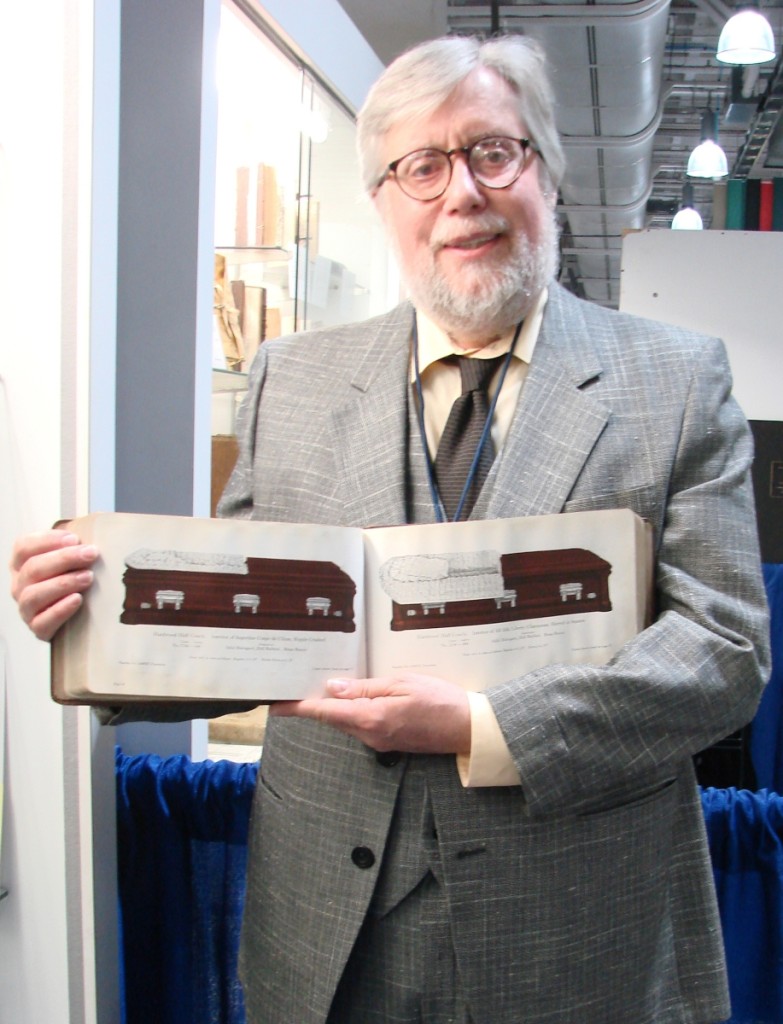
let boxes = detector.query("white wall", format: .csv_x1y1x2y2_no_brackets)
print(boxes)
0,1,102,1020
619,229,783,422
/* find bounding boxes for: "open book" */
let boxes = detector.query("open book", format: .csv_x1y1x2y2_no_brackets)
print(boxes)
51,508,653,705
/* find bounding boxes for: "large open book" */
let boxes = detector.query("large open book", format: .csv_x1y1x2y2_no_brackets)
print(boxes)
51,508,653,705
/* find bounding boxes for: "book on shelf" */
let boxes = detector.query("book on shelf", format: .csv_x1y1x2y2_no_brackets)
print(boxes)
772,179,783,231
51,508,653,706
235,166,249,247
744,178,761,230
726,178,746,230
759,180,774,231
711,181,728,230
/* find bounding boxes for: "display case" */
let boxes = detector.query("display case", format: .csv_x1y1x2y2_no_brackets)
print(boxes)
211,1,396,399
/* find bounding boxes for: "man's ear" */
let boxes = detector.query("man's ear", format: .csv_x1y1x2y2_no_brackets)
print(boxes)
538,167,559,211
370,185,389,227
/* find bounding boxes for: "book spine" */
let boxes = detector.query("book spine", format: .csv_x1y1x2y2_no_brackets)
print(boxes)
235,166,249,247
725,179,746,230
773,178,783,231
711,181,727,230
744,178,761,230
255,163,266,247
759,180,774,230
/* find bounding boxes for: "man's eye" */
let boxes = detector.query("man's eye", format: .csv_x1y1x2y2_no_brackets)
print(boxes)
475,141,514,166
405,153,444,179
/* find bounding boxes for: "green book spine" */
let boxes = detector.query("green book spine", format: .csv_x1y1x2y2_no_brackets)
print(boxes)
773,178,783,231
725,179,746,230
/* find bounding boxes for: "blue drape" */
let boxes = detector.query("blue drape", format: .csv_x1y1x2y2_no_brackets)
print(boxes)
116,750,258,1024
703,787,783,1024
117,755,783,1024
751,564,783,792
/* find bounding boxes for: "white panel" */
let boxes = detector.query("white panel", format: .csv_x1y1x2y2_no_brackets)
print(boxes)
620,229,783,422
0,0,71,1018
256,0,385,110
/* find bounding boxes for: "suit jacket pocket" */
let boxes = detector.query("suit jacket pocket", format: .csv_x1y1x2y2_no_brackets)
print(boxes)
576,777,678,820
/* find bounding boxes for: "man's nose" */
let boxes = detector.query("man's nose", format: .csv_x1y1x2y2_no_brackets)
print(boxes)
442,154,487,212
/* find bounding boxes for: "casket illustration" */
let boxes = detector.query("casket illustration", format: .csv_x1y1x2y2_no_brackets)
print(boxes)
120,548,356,632
378,547,612,630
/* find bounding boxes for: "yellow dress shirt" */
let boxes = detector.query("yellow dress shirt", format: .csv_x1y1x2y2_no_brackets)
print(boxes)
412,290,547,787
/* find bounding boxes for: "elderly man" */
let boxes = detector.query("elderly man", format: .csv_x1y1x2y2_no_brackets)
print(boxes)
11,34,769,1024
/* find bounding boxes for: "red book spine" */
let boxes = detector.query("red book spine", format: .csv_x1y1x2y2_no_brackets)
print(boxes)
759,180,774,231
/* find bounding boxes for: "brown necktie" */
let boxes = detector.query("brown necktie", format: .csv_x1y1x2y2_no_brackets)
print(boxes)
434,354,506,521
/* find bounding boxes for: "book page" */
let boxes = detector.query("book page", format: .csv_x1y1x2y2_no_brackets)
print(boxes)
55,513,367,702
363,509,650,690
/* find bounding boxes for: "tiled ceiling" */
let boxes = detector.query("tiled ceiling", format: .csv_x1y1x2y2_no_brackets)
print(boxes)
337,0,783,308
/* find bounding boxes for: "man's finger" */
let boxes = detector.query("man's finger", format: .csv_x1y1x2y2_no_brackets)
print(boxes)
9,529,79,572
325,677,403,699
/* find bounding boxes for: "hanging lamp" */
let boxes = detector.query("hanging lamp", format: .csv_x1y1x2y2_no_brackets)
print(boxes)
687,110,729,179
672,184,704,229
717,9,776,64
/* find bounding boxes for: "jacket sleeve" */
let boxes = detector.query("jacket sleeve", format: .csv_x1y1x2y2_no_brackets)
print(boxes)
487,337,770,817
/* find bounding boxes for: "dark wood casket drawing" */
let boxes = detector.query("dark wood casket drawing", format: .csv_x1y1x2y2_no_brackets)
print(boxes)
379,548,612,631
120,549,356,632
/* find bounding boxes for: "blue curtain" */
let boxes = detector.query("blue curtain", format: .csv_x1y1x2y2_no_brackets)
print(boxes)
751,563,783,792
703,787,783,1024
116,750,258,1024
117,755,783,1024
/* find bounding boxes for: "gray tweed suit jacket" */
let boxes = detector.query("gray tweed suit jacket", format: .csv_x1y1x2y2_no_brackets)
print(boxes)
216,282,769,1024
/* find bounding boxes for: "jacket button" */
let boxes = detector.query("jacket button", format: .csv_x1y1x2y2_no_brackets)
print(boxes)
351,846,376,869
376,750,401,767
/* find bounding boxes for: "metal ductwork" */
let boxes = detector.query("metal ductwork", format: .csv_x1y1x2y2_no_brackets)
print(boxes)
449,0,672,307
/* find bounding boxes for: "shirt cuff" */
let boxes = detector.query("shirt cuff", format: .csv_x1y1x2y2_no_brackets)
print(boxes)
456,690,522,788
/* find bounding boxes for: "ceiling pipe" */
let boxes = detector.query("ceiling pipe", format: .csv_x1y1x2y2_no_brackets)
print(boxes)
558,182,655,215
561,84,674,148
688,0,734,28
449,0,671,27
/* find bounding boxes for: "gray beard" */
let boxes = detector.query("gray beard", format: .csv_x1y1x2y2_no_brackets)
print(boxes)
400,213,559,340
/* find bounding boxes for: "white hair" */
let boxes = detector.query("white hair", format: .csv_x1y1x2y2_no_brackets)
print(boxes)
357,35,566,195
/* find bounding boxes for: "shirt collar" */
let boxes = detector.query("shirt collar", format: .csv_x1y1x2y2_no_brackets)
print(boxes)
413,288,548,378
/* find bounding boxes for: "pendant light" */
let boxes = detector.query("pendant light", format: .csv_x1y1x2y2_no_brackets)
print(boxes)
687,110,729,179
717,9,776,65
671,185,704,229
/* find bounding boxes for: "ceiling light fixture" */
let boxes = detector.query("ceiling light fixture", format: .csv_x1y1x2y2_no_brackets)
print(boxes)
671,184,704,229
687,110,729,179
717,9,776,65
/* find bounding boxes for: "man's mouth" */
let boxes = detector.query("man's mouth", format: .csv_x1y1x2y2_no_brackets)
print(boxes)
440,232,501,252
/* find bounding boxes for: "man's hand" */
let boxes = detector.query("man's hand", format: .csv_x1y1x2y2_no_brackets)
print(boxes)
10,529,98,641
269,673,471,755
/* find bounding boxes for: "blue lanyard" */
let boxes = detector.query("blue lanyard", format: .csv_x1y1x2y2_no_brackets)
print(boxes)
412,314,523,523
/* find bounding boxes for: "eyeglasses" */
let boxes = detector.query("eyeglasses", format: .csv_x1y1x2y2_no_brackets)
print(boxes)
378,136,540,202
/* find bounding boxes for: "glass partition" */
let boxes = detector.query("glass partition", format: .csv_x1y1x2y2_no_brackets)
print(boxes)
213,1,396,374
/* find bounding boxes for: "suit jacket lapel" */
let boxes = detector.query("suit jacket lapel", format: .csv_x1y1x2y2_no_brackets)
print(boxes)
328,303,416,528
323,288,612,526
486,283,611,520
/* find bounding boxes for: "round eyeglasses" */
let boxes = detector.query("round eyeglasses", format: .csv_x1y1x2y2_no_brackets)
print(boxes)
378,136,540,202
